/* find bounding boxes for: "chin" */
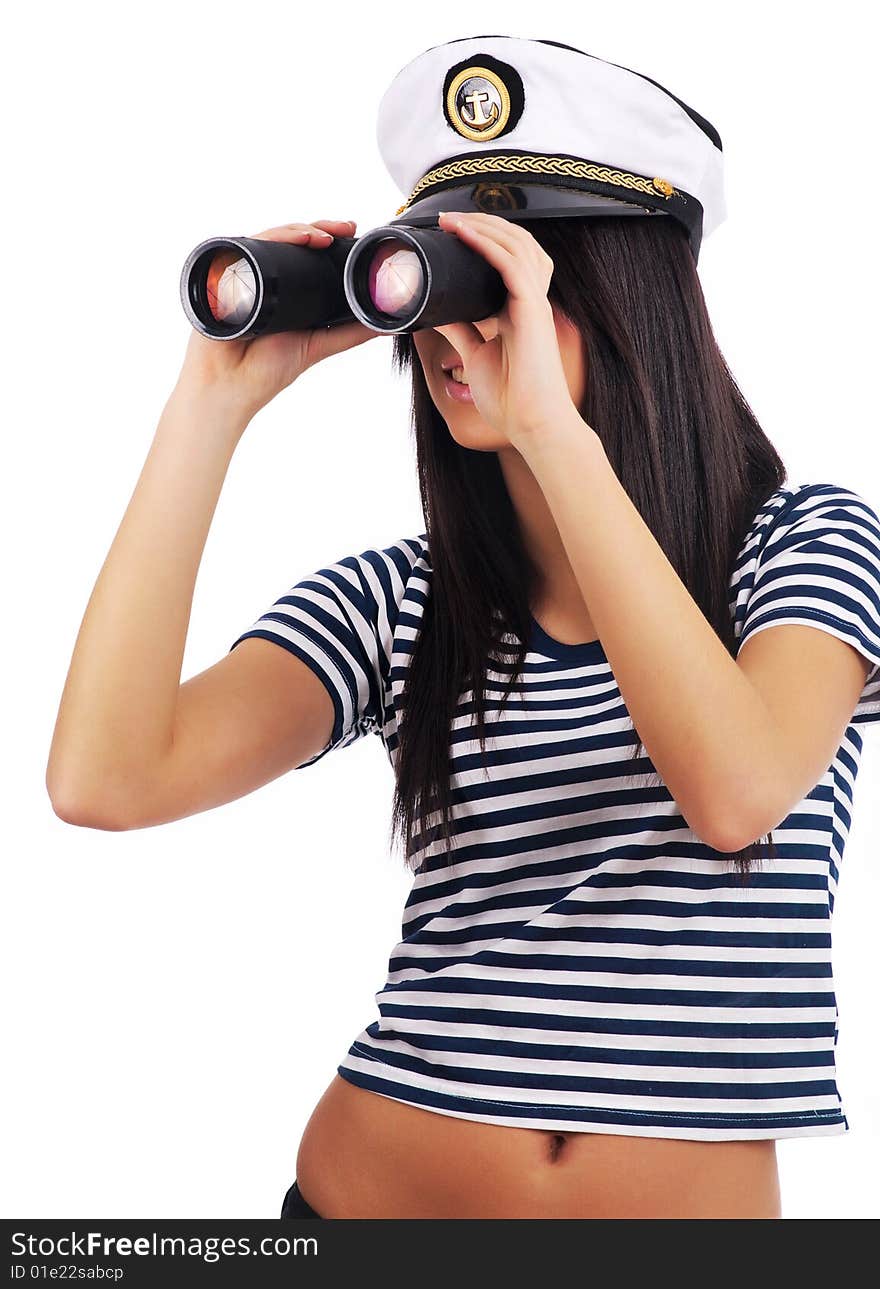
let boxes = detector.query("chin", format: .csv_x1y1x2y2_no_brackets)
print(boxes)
429,387,510,453
444,419,510,453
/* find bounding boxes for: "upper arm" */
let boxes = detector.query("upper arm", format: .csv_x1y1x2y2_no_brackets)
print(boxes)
730,483,880,842
117,541,410,829
127,636,339,828
737,625,873,834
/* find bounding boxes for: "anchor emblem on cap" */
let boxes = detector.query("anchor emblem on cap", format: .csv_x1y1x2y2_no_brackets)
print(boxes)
447,65,512,143
460,88,499,130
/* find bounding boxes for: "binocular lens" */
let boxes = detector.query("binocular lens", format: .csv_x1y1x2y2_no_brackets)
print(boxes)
367,239,426,317
205,249,258,326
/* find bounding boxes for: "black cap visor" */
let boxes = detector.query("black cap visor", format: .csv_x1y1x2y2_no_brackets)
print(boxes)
391,180,669,226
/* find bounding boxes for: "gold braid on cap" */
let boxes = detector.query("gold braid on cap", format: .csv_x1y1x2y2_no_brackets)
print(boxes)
395,153,678,215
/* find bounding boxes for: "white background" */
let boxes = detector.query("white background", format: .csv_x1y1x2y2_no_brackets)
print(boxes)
3,1,878,1219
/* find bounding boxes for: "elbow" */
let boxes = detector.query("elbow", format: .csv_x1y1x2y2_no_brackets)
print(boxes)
46,772,136,832
699,819,765,854
48,793,134,831
687,790,773,854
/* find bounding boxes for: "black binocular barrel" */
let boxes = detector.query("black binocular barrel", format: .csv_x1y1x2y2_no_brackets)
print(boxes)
342,225,507,334
180,225,509,339
180,235,358,340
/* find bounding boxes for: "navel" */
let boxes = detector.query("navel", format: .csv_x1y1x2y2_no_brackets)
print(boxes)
547,1132,567,1163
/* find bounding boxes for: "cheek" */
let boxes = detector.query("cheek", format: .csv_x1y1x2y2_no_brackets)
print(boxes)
412,337,436,381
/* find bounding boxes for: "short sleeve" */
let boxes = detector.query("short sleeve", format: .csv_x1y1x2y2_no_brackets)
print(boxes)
228,537,425,768
736,483,880,726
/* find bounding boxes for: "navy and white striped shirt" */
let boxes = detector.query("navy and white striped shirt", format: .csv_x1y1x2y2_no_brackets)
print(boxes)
230,481,880,1140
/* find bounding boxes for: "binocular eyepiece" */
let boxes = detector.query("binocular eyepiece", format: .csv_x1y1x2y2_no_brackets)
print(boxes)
180,222,507,340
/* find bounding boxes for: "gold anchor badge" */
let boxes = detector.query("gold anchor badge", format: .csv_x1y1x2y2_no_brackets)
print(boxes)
462,91,498,130
447,65,512,143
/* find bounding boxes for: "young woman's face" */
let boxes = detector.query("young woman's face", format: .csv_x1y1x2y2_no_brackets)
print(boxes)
412,305,587,452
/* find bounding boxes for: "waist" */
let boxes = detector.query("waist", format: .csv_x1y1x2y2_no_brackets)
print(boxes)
295,1074,781,1218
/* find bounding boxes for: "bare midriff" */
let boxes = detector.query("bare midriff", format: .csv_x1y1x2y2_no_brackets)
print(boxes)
294,1073,781,1219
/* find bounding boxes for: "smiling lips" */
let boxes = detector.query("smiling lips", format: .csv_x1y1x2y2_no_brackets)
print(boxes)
441,359,468,386
442,369,474,403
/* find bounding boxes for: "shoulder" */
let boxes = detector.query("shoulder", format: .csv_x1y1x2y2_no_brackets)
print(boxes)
289,533,428,615
732,481,880,580
728,482,880,610
321,532,428,579
346,532,430,588
763,481,880,537
332,532,430,627
728,481,880,638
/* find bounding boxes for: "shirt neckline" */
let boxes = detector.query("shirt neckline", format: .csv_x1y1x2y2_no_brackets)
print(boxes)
528,613,607,663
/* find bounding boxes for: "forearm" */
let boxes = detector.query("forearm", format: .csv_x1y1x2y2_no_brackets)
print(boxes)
46,380,249,820
516,414,782,850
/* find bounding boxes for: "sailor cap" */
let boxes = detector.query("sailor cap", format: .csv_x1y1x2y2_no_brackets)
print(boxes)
377,35,726,262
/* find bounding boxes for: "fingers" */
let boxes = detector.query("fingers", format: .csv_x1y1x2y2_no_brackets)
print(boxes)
310,219,357,233
250,219,357,245
441,211,522,257
443,211,551,266
441,218,528,302
437,211,554,301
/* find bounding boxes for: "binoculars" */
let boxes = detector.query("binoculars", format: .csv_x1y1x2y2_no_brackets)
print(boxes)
180,221,508,340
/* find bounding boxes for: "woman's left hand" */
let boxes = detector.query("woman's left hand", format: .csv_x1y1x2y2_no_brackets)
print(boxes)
434,210,580,446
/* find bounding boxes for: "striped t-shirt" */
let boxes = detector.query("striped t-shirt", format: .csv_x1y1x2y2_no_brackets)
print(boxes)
230,481,880,1140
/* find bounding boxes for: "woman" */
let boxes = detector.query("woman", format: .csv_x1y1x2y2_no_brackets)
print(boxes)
46,51,880,1219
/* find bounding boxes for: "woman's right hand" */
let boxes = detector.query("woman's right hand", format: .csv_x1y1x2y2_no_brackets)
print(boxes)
174,219,382,421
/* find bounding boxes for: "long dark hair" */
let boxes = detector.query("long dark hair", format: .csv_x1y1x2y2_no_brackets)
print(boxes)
388,212,785,879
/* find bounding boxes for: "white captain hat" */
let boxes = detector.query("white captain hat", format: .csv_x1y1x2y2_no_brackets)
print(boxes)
376,35,726,262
